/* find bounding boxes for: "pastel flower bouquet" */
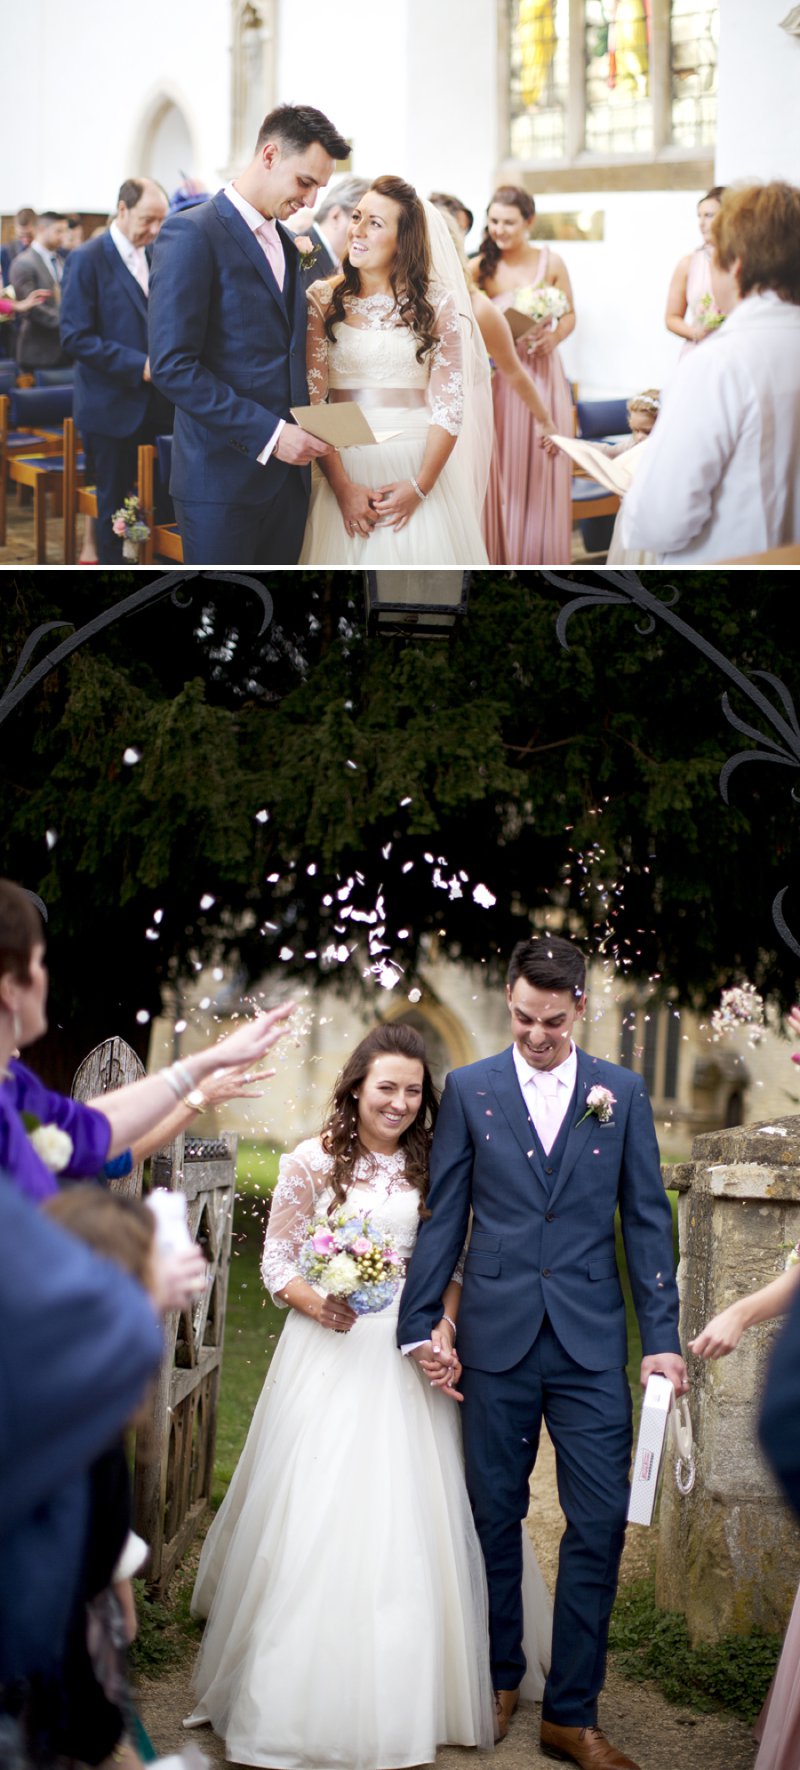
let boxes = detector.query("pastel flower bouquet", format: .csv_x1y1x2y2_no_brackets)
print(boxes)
298,1210,402,1314
511,285,569,329
693,292,725,332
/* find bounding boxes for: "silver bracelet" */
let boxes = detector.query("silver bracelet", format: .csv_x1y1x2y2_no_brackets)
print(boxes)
172,1058,195,1094
160,1064,184,1101
410,476,427,501
442,1313,457,1337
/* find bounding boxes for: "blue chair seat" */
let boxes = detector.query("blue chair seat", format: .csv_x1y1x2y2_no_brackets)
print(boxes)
571,476,618,505
7,385,73,428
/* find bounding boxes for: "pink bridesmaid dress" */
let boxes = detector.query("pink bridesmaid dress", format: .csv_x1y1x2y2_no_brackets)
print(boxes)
490,247,574,565
753,1581,800,1770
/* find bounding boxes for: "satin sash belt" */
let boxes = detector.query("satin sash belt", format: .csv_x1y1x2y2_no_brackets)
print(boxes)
329,388,427,408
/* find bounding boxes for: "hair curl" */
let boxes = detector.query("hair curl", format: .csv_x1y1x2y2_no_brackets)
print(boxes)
324,176,439,364
475,185,536,290
320,1022,437,1215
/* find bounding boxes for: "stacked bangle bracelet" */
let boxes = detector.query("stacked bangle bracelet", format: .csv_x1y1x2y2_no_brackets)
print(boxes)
410,476,427,502
160,1060,198,1104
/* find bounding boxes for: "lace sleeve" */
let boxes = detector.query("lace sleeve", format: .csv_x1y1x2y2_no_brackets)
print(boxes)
260,1140,330,1304
451,1241,467,1287
306,281,332,405
427,289,464,436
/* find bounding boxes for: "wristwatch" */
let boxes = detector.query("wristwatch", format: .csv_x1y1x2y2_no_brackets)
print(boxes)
185,1088,206,1113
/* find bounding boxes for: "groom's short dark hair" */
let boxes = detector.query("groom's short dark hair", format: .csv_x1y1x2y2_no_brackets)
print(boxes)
507,934,586,999
256,104,349,163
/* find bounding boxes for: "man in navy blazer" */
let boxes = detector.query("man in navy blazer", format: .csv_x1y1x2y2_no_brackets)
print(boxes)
148,103,348,565
60,178,172,563
398,934,686,1770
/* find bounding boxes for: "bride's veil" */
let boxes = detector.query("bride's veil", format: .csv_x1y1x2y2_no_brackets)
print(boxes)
422,198,494,520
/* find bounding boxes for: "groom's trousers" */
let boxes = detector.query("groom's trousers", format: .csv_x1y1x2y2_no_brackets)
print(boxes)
174,476,308,565
460,1315,632,1727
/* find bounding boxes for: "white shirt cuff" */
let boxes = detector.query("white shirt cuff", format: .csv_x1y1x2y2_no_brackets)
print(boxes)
112,1529,149,1583
257,418,285,465
401,1340,429,1355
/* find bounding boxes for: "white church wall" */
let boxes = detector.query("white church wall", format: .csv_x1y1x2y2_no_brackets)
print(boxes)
716,0,800,185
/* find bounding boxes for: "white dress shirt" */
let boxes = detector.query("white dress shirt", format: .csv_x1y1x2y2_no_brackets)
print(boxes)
620,292,800,563
223,181,285,465
109,221,149,294
512,1040,577,1155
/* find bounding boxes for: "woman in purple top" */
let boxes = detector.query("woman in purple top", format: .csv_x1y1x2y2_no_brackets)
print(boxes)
0,879,296,1204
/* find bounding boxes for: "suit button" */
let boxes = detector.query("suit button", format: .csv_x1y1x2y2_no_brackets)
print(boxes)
545,1166,554,1175
545,1212,555,1222
542,1268,551,1278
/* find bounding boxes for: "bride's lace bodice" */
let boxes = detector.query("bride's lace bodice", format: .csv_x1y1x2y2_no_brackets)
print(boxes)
260,1137,423,1302
306,280,465,435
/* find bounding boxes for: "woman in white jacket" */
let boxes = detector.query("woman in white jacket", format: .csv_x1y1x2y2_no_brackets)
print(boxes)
621,181,800,564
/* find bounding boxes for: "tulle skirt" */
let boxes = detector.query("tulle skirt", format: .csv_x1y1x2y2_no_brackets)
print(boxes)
186,1294,550,1769
754,1580,800,1770
298,407,488,567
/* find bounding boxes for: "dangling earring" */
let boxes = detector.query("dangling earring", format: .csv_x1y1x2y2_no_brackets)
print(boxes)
11,1009,22,1047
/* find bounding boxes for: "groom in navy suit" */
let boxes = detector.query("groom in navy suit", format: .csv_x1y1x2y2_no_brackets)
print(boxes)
398,934,686,1770
148,103,348,565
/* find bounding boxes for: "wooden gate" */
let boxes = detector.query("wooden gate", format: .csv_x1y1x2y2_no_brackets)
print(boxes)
72,1038,237,1594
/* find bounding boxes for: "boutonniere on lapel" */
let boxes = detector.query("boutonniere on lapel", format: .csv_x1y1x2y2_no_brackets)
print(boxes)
295,235,320,274
576,1085,616,1128
22,1111,73,1173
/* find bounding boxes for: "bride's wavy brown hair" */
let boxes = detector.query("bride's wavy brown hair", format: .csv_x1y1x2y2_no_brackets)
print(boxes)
320,1022,438,1215
475,185,536,289
324,175,440,364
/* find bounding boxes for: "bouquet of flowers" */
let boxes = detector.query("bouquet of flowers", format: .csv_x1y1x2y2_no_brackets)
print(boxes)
298,1209,402,1314
111,494,150,560
511,285,569,328
693,292,725,332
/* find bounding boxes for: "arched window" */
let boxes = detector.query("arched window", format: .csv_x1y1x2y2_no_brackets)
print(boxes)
140,97,195,196
231,0,277,165
505,0,718,189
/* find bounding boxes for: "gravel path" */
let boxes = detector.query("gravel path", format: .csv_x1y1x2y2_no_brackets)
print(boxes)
140,1431,758,1770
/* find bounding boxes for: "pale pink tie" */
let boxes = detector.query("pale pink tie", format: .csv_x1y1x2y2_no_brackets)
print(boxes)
257,218,285,291
531,1072,564,1155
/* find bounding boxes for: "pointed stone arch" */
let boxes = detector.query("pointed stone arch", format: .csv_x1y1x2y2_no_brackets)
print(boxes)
131,89,196,196
230,0,277,166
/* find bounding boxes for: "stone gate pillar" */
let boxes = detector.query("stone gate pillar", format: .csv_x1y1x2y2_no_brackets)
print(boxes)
656,1116,800,1642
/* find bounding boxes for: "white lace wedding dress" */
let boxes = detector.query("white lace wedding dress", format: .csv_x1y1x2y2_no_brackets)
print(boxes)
185,1139,551,1770
298,283,489,566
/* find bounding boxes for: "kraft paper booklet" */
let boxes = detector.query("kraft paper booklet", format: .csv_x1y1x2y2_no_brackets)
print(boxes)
290,404,401,448
549,434,648,497
505,306,538,341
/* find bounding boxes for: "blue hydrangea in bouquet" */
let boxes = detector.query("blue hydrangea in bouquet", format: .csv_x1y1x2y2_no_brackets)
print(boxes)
298,1209,402,1314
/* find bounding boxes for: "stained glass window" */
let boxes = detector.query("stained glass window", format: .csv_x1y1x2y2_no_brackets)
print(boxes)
584,1,653,156
670,0,719,148
507,0,718,164
508,0,571,161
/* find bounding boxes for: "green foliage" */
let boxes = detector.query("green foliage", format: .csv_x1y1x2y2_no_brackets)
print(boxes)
608,1579,781,1722
129,1579,196,1675
2,574,798,1084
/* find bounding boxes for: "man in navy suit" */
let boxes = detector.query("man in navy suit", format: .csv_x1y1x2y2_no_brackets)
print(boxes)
60,178,171,563
148,103,348,565
398,934,686,1770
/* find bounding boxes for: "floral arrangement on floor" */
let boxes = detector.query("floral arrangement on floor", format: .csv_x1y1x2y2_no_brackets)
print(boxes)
298,1210,402,1314
111,495,150,560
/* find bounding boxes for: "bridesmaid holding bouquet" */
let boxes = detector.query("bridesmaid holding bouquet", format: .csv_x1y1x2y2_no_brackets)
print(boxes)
473,186,575,564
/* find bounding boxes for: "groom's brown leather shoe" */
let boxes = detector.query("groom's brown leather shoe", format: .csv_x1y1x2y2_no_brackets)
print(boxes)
493,1688,519,1741
540,1721,640,1768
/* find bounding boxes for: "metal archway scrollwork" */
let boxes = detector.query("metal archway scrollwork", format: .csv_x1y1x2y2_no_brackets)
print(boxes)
0,571,274,730
543,571,800,959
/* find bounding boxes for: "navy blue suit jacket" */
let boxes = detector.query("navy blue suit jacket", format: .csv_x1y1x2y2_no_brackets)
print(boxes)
59,233,152,438
398,1045,680,1374
147,191,310,508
